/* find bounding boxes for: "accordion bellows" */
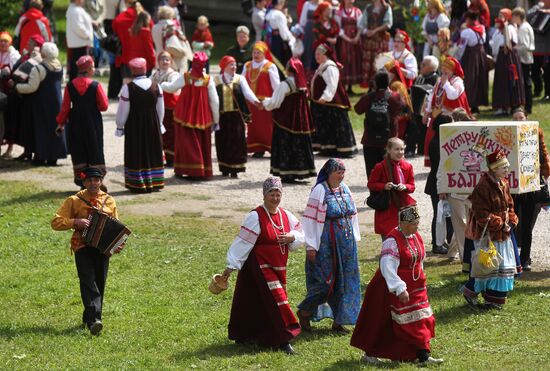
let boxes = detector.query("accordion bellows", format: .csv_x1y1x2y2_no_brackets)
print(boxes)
82,212,131,256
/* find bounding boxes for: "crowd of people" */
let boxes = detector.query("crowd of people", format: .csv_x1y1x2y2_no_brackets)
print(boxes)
0,0,549,365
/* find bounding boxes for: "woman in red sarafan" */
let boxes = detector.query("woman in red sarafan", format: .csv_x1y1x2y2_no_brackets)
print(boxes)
367,138,416,239
160,52,219,179
335,0,363,90
351,205,443,366
222,177,304,355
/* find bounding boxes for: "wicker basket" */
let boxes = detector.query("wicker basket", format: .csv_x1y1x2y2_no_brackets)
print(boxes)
208,274,229,294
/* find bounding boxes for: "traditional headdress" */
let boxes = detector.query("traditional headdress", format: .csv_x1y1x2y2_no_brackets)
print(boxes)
79,167,104,180
486,150,510,170
399,205,420,223
0,32,12,44
500,8,512,21
29,34,45,48
252,41,273,61
394,29,411,51
219,55,236,72
190,52,208,78
76,55,94,73
263,176,283,196
286,57,307,89
129,57,147,76
314,158,346,188
314,41,341,68
440,56,464,79
313,1,331,20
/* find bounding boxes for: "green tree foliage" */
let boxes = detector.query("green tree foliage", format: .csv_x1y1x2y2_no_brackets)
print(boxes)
0,0,22,32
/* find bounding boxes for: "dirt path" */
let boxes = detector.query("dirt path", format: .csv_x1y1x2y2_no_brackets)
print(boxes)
2,87,549,270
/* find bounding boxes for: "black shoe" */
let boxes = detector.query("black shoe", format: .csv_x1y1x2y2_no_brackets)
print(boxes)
221,171,229,177
31,159,46,166
279,343,296,355
482,302,503,311
463,294,478,310
45,160,58,166
89,320,103,335
432,245,448,255
230,172,238,178
522,260,532,271
252,151,265,158
15,153,32,161
471,107,480,114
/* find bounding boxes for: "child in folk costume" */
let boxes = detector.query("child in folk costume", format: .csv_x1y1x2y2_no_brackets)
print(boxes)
115,58,165,192
310,42,357,158
312,2,340,70
491,8,525,116
335,0,363,92
358,0,392,87
383,30,418,89
242,41,280,157
423,56,471,166
151,51,180,167
298,159,361,333
214,56,260,177
191,15,214,73
421,0,450,58
298,0,320,74
351,205,443,366
161,52,219,179
456,11,488,113
262,57,316,182
222,177,304,355
461,150,518,310
56,56,109,188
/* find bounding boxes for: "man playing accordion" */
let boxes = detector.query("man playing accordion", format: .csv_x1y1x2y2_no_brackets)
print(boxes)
51,167,123,335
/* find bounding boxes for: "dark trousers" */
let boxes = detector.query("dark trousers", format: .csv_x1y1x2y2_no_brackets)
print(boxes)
429,193,453,248
522,63,533,114
532,56,550,97
405,114,425,155
512,192,541,266
74,246,110,326
363,146,385,178
68,47,90,81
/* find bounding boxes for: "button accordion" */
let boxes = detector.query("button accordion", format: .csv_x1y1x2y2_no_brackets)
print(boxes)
81,211,131,257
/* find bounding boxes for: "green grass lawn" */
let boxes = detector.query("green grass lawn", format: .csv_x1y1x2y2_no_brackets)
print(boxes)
1,181,550,369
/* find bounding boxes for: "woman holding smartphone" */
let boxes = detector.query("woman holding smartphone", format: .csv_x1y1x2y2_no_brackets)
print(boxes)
367,137,416,239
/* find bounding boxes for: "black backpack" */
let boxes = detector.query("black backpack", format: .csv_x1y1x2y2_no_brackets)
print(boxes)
366,91,392,147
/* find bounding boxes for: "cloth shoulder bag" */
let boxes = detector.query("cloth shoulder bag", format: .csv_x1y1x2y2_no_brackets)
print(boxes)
470,222,503,278
366,159,392,211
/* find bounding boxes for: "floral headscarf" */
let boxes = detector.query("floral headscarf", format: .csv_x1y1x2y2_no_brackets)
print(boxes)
314,158,346,188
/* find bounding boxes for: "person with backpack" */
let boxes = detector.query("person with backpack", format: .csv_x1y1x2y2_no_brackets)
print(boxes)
354,71,404,177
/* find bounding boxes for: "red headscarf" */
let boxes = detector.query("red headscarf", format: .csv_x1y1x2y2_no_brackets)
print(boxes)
313,1,331,21
441,56,464,79
394,29,411,51
469,20,485,36
499,8,512,22
287,57,307,89
190,52,208,78
219,55,236,72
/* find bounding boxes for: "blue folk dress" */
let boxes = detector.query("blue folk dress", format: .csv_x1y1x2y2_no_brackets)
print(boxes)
299,182,361,325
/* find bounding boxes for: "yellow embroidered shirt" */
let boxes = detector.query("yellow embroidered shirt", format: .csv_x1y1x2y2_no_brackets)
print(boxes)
51,190,119,252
